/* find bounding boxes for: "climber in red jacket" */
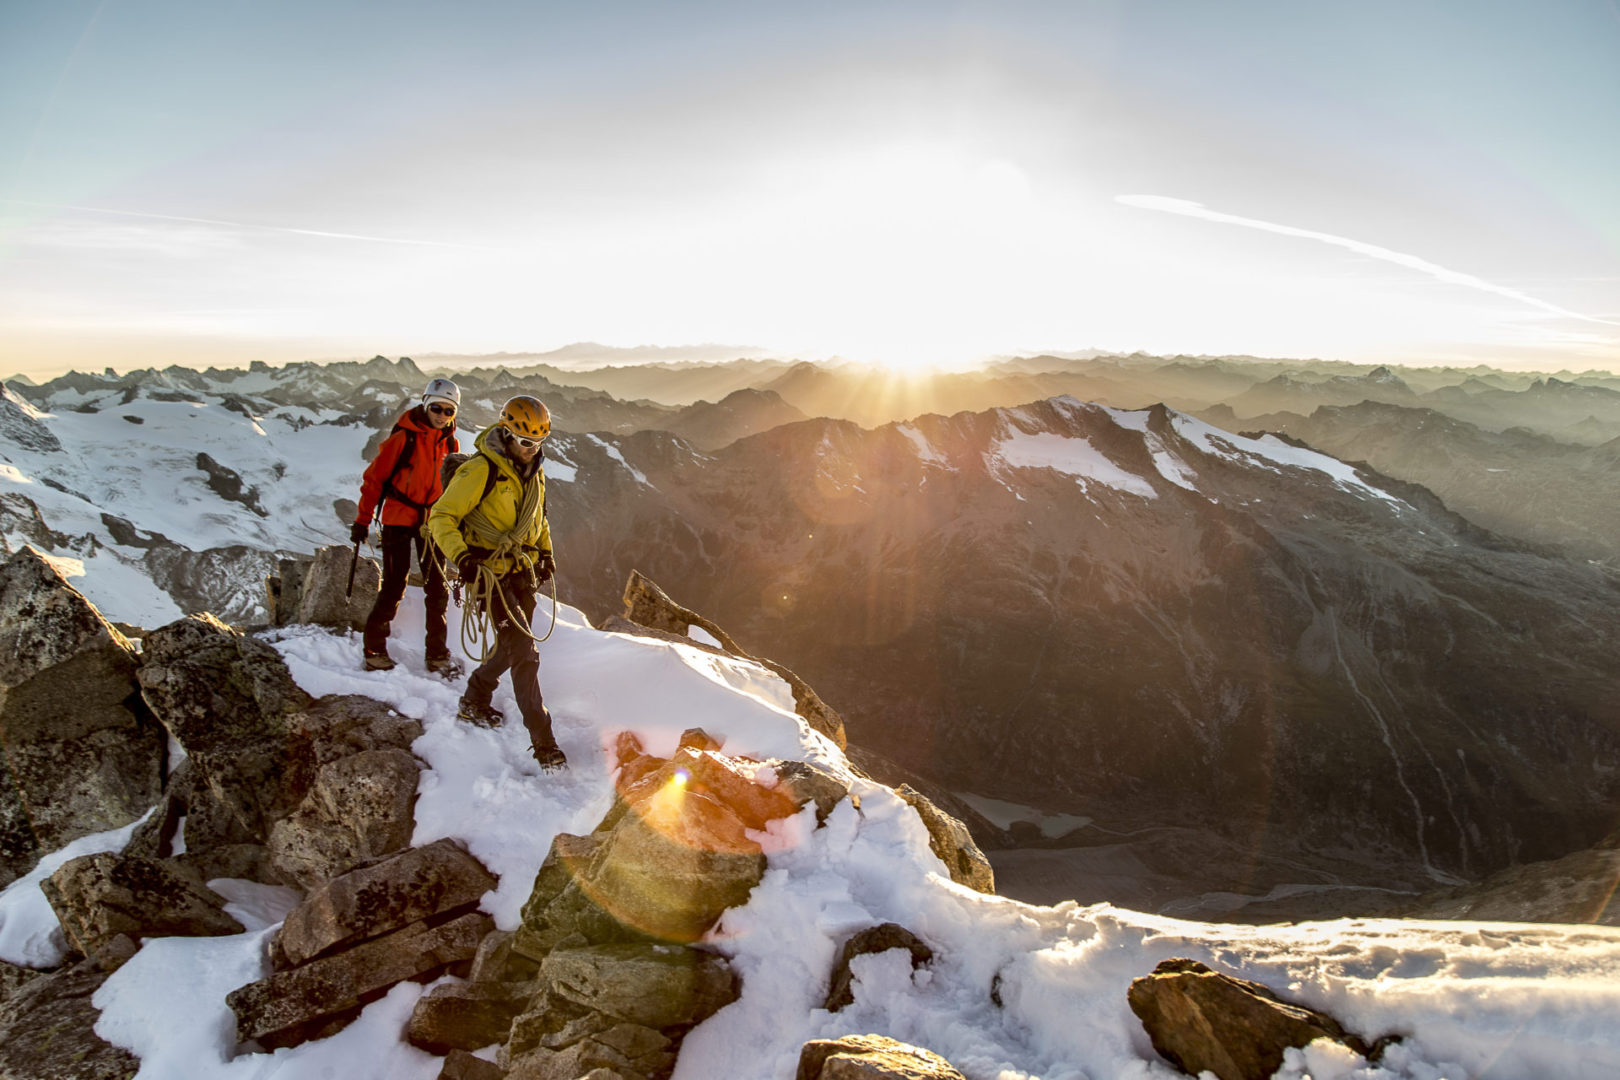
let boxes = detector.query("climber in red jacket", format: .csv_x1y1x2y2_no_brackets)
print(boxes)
352,377,462,674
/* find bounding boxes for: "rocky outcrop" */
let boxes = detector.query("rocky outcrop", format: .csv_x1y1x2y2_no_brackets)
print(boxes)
407,980,536,1056
265,694,426,888
0,961,142,1080
796,1034,967,1080
896,786,995,895
0,547,164,887
433,729,855,1079
615,572,846,749
273,838,496,968
824,924,934,1013
267,747,421,889
514,735,809,954
195,451,267,516
230,839,498,1050
0,381,62,453
437,1049,506,1080
231,911,492,1050
1127,958,1377,1080
136,613,313,842
538,943,737,1031
266,544,381,630
41,853,243,970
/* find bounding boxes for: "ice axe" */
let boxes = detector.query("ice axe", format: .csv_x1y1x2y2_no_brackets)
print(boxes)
346,541,360,599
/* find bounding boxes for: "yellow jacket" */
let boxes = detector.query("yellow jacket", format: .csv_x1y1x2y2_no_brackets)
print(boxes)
429,425,552,576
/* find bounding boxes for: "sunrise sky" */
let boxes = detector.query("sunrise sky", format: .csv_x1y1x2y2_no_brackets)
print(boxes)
2,0,1617,378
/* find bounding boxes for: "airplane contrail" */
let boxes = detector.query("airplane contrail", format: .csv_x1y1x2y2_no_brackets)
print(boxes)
0,198,502,251
1116,194,1619,327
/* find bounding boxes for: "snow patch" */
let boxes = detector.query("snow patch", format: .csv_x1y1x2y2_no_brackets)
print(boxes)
994,431,1158,499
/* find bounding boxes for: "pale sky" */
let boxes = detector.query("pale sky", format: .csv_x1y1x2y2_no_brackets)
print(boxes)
2,0,1617,378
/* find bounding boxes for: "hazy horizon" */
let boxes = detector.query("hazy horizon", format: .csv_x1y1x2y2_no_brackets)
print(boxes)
4,1,1617,379
8,343,1620,387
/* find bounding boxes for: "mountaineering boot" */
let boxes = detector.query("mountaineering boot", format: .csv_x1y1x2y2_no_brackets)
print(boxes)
425,654,464,679
363,651,396,671
525,706,565,771
530,741,567,773
457,697,504,728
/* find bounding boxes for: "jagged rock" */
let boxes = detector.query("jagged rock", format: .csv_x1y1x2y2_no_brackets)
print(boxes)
439,1049,507,1080
266,747,421,889
503,996,674,1080
289,544,381,630
797,1034,966,1080
1127,958,1370,1080
136,613,314,841
273,837,498,968
539,942,738,1030
769,759,850,823
506,1023,672,1080
41,852,243,968
676,727,721,752
194,451,267,516
0,960,142,1080
503,988,595,1062
292,694,424,766
407,980,536,1054
0,381,62,453
620,571,846,749
824,924,934,1012
585,785,764,943
471,929,540,984
513,834,619,961
621,748,801,832
896,785,995,895
229,911,493,1050
0,547,164,887
123,758,274,883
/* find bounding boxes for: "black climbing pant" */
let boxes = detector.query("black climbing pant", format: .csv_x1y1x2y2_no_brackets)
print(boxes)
464,574,555,750
363,523,449,658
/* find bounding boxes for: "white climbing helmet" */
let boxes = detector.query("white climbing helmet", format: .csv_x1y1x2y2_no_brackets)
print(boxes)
422,377,461,408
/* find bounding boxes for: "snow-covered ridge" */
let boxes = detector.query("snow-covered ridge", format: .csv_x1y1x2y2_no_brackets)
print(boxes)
965,396,1406,508
0,376,650,624
2,594,1617,1079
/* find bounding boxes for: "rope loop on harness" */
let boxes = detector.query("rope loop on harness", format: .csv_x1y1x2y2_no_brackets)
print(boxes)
449,459,558,663
456,560,558,663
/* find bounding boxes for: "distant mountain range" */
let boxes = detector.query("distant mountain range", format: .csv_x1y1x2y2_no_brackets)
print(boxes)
5,353,1619,916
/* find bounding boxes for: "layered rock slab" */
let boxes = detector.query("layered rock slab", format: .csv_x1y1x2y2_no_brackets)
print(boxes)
797,1034,967,1080
42,852,243,969
0,547,163,887
1128,958,1373,1080
230,911,492,1049
136,612,313,841
232,838,499,1051
274,836,496,967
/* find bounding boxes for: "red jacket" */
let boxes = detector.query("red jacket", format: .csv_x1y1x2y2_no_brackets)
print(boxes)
355,407,460,527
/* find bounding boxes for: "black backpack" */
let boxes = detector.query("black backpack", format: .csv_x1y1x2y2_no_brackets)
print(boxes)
377,420,458,523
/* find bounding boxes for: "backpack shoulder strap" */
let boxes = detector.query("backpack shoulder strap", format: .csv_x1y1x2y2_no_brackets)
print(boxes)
379,424,426,515
480,455,500,504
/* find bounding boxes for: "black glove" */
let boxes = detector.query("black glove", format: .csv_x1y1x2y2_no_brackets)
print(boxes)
350,522,368,545
457,551,485,581
536,551,555,584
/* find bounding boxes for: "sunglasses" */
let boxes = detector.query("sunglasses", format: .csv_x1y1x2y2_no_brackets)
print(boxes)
504,427,543,449
427,403,456,417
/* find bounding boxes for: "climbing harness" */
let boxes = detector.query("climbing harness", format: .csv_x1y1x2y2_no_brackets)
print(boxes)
450,455,558,663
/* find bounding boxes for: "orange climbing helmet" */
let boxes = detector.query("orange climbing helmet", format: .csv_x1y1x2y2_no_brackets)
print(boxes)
500,395,551,441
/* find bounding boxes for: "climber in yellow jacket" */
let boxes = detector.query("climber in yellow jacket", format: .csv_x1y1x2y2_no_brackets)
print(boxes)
429,394,563,770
